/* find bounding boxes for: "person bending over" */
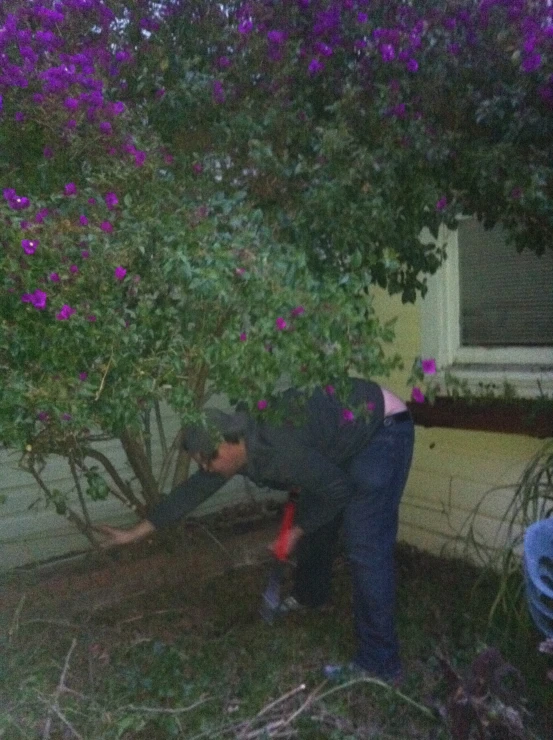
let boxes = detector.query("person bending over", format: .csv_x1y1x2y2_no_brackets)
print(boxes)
99,378,414,683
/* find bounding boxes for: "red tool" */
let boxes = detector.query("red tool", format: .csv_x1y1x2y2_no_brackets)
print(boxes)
260,490,299,624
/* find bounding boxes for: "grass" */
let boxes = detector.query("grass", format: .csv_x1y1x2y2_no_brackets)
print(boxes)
0,520,551,739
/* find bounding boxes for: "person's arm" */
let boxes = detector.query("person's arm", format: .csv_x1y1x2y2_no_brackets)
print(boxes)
96,469,227,548
280,447,353,536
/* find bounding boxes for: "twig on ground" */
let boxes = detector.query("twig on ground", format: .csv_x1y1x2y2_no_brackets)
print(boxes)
118,607,194,625
191,520,234,560
41,637,78,740
118,695,211,714
237,683,306,739
312,677,436,720
254,683,307,719
19,618,89,631
8,593,26,644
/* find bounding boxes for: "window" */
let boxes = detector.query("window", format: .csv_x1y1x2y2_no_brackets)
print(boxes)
420,218,553,398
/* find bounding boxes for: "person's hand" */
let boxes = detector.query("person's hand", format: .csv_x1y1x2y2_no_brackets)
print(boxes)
95,524,135,548
94,520,155,548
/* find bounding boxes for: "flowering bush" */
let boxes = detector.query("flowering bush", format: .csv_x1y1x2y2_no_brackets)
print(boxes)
1,0,552,539
0,0,402,538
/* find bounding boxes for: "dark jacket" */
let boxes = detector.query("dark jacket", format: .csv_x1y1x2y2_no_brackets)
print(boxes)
148,379,385,534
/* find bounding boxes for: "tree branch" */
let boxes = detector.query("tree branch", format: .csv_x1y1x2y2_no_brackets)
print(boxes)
120,429,160,505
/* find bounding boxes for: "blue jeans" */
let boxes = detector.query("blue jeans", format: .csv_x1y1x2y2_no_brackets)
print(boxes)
293,414,414,679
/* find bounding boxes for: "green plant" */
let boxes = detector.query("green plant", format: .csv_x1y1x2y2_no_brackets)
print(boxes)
458,441,553,635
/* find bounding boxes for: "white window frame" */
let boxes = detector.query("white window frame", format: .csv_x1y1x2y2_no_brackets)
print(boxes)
420,224,553,399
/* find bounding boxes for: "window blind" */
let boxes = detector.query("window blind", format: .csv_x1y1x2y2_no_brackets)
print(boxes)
458,219,553,347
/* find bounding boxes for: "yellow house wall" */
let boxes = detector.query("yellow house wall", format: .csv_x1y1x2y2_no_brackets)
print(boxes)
371,288,548,559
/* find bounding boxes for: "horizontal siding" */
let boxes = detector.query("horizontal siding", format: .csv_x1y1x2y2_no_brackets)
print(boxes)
399,426,548,562
0,402,284,572
2,395,550,573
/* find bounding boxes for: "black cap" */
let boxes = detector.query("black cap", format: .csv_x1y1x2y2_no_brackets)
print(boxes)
182,409,248,457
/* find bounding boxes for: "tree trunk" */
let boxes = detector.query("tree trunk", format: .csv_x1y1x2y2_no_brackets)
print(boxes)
120,430,160,505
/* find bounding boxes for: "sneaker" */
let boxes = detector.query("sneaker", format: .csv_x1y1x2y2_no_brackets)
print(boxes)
276,596,305,615
323,662,404,688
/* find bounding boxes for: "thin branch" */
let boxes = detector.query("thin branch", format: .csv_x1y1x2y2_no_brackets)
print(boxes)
28,464,94,544
68,453,92,531
94,353,113,402
8,594,26,645
154,399,168,458
158,429,183,492
190,519,233,560
119,695,211,714
143,409,152,467
83,448,144,514
42,638,78,740
312,677,436,720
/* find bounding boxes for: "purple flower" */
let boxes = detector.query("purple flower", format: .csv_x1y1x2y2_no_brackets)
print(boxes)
34,208,48,224
79,214,89,226
308,58,324,75
43,146,53,159
22,289,47,310
325,384,335,396
134,150,146,167
366,401,376,412
291,305,305,317
212,80,225,104
99,121,112,135
21,239,39,255
66,119,77,129
79,372,88,381
69,265,79,274
342,409,355,423
421,358,437,375
104,192,118,210
435,196,447,211
110,101,125,115
37,411,49,422
60,413,72,422
522,52,542,73
239,19,253,34
56,304,76,320
86,314,97,322
64,182,77,196
87,197,97,205
217,56,231,69
275,317,287,331
357,12,368,23
81,250,90,259
267,30,286,44
49,272,60,282
100,221,113,233
114,266,127,280
192,161,203,174
257,399,268,410
14,111,25,122
381,44,395,62
411,387,425,403
406,58,419,73
314,42,333,57
7,193,30,210
64,97,79,110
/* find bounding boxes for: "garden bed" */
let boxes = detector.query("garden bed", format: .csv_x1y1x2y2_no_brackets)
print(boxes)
1,511,551,739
